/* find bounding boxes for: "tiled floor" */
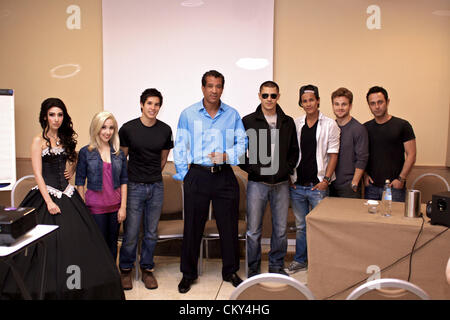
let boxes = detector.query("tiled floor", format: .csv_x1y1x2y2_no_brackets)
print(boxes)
123,246,308,300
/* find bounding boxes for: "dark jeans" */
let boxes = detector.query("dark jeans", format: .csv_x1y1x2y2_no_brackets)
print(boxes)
364,184,406,202
181,165,240,280
91,211,120,261
329,182,362,199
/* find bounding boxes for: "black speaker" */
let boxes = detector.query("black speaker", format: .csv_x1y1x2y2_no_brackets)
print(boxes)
0,207,37,245
426,191,450,228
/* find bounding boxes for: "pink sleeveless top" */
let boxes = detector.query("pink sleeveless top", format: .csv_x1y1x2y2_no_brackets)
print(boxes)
86,162,121,214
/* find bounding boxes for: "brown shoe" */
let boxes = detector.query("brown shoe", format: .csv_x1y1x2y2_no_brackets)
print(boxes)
120,269,133,290
142,269,158,289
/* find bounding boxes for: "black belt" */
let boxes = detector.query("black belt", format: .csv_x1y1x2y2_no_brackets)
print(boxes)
190,163,230,173
297,182,316,187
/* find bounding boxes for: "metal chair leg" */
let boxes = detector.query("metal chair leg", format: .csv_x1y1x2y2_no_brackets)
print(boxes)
198,238,203,276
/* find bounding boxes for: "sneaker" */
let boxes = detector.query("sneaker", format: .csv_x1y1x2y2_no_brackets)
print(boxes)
120,268,133,290
285,261,308,274
268,267,289,277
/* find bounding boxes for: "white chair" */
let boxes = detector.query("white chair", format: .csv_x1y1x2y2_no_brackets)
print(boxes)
345,278,430,300
230,273,315,300
10,175,35,207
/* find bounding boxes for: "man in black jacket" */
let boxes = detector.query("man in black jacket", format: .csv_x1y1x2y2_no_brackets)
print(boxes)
240,81,299,278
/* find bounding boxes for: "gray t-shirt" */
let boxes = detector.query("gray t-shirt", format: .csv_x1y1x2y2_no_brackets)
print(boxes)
264,113,278,164
334,117,369,186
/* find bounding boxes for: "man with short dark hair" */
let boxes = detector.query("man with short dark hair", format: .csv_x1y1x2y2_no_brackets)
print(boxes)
330,87,369,198
364,86,416,202
240,81,299,278
173,70,247,293
287,84,340,274
118,88,173,291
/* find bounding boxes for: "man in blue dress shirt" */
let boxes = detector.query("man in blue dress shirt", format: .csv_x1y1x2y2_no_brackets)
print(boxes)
173,70,247,293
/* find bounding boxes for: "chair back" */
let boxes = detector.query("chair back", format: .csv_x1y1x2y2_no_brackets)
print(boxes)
235,172,247,220
161,173,183,218
157,173,184,240
345,278,430,300
11,175,36,207
411,173,450,203
230,273,315,300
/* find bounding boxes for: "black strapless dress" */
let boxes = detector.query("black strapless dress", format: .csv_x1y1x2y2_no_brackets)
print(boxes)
0,147,125,300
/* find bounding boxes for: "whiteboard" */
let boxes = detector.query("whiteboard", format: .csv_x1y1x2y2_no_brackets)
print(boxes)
102,0,274,160
0,89,16,191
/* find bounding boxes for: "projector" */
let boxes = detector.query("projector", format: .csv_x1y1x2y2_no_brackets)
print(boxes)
0,207,37,246
426,191,450,228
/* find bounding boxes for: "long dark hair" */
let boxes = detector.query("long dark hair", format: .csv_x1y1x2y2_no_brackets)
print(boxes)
39,98,78,162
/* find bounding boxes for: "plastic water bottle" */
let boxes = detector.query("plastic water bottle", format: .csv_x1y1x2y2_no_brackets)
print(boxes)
382,179,392,216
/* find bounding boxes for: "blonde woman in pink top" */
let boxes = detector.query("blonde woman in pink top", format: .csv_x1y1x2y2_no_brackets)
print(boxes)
76,111,128,260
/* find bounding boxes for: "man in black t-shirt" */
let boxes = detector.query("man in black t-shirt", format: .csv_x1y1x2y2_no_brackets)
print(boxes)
363,86,416,202
118,88,173,291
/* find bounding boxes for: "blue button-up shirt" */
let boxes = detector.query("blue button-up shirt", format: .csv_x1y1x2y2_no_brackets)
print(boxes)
173,100,247,180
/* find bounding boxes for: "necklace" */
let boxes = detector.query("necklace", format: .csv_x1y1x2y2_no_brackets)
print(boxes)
47,134,61,146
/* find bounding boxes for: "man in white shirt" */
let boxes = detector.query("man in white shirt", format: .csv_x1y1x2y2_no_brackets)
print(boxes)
287,84,340,274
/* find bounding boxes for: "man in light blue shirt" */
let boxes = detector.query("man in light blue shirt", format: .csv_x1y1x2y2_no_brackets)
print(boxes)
173,70,247,293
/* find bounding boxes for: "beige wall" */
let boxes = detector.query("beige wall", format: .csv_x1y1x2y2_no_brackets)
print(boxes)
274,0,450,166
0,0,103,158
0,0,449,164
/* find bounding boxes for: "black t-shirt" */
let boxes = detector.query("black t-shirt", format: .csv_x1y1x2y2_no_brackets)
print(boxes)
364,116,415,187
296,119,319,185
119,118,173,183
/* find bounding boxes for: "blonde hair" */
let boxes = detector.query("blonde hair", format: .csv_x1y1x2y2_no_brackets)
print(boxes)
88,111,120,155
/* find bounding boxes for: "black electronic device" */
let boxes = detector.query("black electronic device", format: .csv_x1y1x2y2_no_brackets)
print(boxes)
426,191,450,228
0,207,37,246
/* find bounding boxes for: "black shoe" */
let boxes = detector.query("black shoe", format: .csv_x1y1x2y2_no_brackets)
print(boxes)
223,273,243,287
268,267,289,277
178,277,194,294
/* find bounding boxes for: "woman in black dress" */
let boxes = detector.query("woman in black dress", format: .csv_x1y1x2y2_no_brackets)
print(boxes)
0,98,125,299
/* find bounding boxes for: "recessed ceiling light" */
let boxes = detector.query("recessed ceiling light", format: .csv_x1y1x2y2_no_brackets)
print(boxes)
236,58,269,71
181,0,205,7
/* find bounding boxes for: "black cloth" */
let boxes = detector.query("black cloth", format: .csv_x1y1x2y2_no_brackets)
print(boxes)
181,165,240,280
296,119,319,185
119,118,173,184
0,149,124,300
240,104,299,184
364,116,415,187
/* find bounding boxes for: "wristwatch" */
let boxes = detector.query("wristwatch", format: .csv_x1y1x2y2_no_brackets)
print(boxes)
323,176,331,184
351,183,358,192
397,176,406,183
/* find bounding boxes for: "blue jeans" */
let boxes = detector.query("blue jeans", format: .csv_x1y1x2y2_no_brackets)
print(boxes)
119,181,164,270
289,184,328,264
364,184,406,202
246,181,289,274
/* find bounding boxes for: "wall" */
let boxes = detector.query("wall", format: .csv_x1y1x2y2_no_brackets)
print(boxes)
274,0,450,166
0,0,103,158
